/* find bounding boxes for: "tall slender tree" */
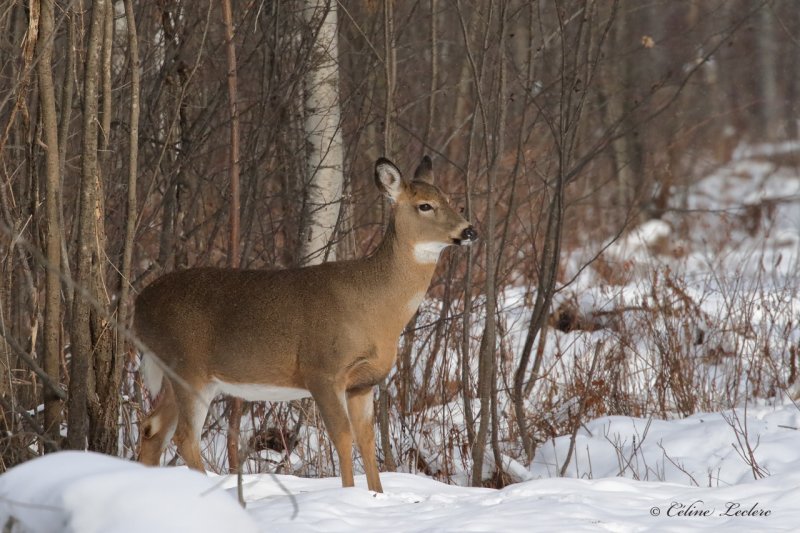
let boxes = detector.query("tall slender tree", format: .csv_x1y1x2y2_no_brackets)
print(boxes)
221,0,244,475
36,0,62,451
68,0,111,451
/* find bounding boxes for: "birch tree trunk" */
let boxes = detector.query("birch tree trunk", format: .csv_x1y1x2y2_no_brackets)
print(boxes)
301,0,344,265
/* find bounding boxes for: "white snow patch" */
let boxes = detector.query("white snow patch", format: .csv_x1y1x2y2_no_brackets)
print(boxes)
606,219,672,261
0,452,257,533
3,404,800,533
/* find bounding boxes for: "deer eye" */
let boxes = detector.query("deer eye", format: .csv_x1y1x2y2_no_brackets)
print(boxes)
417,203,433,212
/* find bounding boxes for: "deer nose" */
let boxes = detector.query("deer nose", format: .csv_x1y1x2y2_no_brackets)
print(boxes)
461,226,478,243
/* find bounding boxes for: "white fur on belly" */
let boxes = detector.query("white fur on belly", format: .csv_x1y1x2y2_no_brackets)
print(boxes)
212,379,312,402
414,242,448,264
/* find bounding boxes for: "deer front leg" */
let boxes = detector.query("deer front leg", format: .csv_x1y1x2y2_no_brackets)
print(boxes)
347,388,382,493
310,383,354,487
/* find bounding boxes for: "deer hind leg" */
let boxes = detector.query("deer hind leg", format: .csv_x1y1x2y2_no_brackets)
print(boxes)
172,382,215,472
310,383,354,487
347,388,382,493
139,378,178,466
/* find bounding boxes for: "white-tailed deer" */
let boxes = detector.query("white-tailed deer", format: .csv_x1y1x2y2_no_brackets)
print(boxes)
136,156,476,492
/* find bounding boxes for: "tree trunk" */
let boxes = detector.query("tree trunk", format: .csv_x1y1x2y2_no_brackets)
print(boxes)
221,0,243,475
68,0,109,451
301,0,344,265
88,0,121,456
156,0,189,273
57,8,74,311
607,4,638,216
757,3,779,141
117,0,140,454
457,0,505,487
100,0,113,153
512,0,593,464
383,0,396,156
424,0,437,147
488,3,508,484
36,0,63,452
378,0,397,472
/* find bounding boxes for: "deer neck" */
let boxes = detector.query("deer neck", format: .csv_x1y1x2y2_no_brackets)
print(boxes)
362,220,440,320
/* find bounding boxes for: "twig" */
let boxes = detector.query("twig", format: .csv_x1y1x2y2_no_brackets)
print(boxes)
0,329,66,401
0,395,60,449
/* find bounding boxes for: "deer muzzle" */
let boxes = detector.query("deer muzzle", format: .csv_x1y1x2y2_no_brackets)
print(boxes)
455,225,478,245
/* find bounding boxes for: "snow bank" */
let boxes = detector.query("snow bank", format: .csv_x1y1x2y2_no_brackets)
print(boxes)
2,413,799,533
235,465,800,531
533,403,800,486
0,452,256,533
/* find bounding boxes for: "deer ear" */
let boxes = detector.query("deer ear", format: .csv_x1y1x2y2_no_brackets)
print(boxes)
413,155,434,184
375,157,405,201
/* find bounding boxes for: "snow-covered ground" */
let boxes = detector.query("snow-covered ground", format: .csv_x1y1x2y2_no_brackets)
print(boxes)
3,403,800,532
2,143,799,531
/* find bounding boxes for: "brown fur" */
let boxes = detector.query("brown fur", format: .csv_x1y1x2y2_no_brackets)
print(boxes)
135,157,474,492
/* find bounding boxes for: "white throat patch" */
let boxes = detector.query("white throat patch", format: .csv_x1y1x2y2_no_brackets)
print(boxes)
413,242,449,264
